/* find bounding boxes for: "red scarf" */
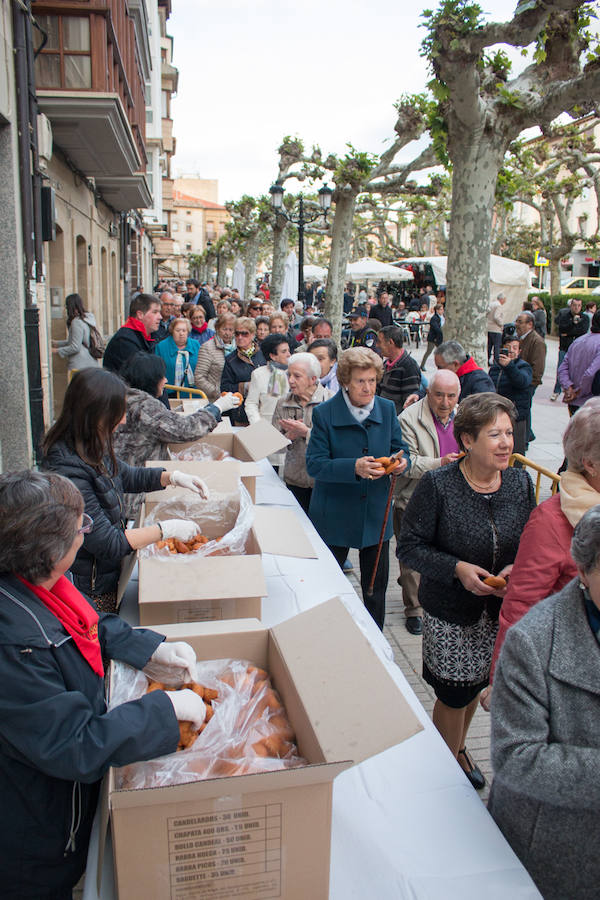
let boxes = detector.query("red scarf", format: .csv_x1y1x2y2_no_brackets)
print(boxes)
192,322,208,336
456,356,481,377
123,316,155,343
16,574,104,677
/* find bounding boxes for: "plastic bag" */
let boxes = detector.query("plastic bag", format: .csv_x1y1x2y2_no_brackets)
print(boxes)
109,658,307,789
168,441,231,462
139,483,254,560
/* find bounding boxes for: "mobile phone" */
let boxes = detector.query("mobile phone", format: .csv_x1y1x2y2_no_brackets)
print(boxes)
499,348,509,357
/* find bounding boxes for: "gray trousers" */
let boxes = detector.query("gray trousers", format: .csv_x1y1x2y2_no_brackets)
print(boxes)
393,505,422,618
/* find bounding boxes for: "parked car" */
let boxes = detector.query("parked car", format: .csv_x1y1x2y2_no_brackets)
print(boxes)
561,276,600,294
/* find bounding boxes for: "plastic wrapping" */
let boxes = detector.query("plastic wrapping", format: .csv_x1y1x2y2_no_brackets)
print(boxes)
110,658,307,789
168,442,231,462
140,483,254,560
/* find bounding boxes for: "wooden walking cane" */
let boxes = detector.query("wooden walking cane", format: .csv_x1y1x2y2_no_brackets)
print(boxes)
365,468,399,598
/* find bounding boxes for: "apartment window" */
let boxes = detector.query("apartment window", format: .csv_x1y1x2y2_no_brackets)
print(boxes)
185,243,192,251
161,90,168,118
172,222,179,232
35,15,91,89
185,223,192,232
186,210,191,216
146,109,153,123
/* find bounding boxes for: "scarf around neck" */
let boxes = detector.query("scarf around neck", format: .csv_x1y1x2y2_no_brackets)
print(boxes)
342,388,375,423
123,316,154,343
559,470,600,527
267,361,289,397
17,574,104,677
174,347,194,386
191,322,208,336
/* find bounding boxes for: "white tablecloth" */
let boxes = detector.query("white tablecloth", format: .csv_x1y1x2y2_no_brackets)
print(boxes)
85,460,540,899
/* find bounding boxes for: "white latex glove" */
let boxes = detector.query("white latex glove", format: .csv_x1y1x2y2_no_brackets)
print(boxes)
145,641,197,682
170,470,209,499
158,518,199,542
165,689,206,729
213,392,242,413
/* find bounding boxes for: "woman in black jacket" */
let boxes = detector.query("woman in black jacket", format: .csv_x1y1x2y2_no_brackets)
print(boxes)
0,470,207,899
43,369,208,612
398,393,535,789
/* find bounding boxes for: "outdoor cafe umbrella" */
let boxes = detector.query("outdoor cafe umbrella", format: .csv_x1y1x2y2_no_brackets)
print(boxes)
346,257,414,282
232,258,246,300
281,250,299,301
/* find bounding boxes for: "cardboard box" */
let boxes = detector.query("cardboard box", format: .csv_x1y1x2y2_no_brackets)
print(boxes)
146,459,261,503
196,418,290,462
107,598,423,900
138,469,316,625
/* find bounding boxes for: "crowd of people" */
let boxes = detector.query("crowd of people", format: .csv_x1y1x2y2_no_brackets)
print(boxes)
1,273,600,899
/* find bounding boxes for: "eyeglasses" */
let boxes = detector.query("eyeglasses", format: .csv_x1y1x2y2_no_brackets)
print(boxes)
78,513,94,535
235,330,251,337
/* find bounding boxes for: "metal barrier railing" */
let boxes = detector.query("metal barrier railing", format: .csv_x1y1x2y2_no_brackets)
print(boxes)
165,384,208,399
509,453,561,504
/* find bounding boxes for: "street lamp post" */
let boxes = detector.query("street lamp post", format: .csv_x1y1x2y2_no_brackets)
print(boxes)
269,183,333,306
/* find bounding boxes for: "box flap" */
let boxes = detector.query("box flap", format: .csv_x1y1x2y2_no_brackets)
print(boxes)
116,550,137,605
252,507,317,558
139,555,267,603
271,598,422,764
155,618,264,640
213,419,233,433
109,759,351,810
234,419,290,461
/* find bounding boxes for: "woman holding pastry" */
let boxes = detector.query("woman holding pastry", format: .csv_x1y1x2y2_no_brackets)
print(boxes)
0,470,206,899
306,347,410,631
398,393,535,789
43,368,209,614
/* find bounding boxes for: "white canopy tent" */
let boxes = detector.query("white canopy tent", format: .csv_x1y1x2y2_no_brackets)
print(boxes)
396,256,532,324
303,263,327,281
346,257,414,282
232,258,245,301
281,251,299,301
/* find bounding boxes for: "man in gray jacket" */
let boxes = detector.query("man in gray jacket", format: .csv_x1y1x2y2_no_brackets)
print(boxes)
393,369,462,634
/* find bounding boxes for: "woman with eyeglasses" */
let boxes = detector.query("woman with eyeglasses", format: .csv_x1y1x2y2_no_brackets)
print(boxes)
42,368,209,613
220,316,266,425
0,469,209,898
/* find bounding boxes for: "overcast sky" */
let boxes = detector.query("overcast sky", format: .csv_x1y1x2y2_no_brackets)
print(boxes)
170,0,524,204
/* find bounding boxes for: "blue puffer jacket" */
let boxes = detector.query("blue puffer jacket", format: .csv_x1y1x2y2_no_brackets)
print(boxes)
0,573,178,899
306,391,410,548
489,357,533,421
42,441,165,595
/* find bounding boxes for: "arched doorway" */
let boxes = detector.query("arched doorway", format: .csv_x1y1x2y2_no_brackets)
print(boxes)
76,235,88,302
101,246,109,334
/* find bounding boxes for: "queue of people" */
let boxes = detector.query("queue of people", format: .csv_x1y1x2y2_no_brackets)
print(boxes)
5,272,600,898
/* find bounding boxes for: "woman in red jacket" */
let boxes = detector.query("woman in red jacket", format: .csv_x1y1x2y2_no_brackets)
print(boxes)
482,397,600,708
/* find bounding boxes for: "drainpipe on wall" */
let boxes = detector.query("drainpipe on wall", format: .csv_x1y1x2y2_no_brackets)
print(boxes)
13,0,45,463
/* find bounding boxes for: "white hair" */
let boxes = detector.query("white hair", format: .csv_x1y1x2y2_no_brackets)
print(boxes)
288,352,320,380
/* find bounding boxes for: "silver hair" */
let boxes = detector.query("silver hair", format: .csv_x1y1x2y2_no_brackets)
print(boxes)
435,340,468,365
571,505,600,575
518,310,535,324
428,368,461,393
288,352,321,380
562,397,600,473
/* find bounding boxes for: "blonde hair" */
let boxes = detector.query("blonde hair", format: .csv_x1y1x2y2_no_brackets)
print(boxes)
168,316,192,335
269,312,289,329
337,347,383,387
563,397,600,473
235,316,256,335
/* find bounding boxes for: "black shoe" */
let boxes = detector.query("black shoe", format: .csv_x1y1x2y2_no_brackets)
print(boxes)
458,747,486,791
405,616,422,635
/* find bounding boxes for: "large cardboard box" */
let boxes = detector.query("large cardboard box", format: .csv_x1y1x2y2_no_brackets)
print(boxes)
107,598,423,900
194,418,291,462
146,458,261,502
138,469,316,625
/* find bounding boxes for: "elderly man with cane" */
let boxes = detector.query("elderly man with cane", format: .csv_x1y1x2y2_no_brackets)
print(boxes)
394,369,462,634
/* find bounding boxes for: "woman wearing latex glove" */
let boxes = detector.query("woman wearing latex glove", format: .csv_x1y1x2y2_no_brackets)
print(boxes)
165,689,206,728
209,392,242,415
169,469,210,500
144,640,197,683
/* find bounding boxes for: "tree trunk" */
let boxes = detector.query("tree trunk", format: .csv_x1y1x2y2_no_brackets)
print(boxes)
445,133,506,366
244,232,260,301
217,252,229,287
325,189,357,345
270,219,288,308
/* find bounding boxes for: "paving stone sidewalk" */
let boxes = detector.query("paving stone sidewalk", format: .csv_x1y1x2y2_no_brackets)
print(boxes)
347,336,569,804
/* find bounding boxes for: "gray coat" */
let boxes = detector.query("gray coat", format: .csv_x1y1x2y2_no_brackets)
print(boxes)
272,384,332,488
488,578,600,899
56,313,100,371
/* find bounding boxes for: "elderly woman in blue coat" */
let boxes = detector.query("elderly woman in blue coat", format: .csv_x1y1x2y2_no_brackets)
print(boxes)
0,470,208,899
155,316,199,394
306,347,409,629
